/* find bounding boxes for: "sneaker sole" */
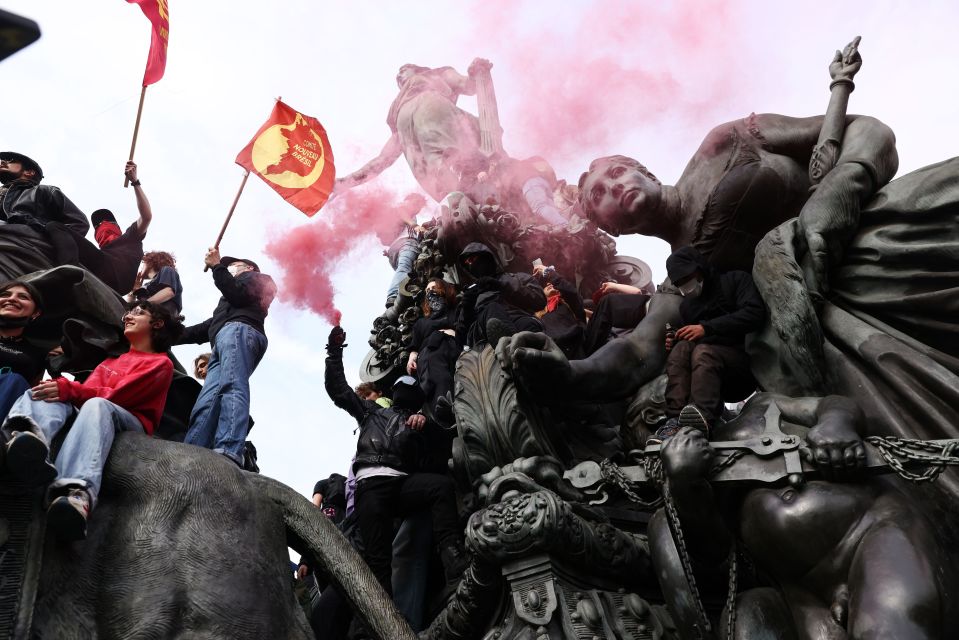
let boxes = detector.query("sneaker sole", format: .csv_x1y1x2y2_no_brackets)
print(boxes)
678,405,710,433
47,497,88,541
6,435,57,486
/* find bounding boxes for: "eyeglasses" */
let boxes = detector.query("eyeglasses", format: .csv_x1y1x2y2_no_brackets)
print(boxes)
122,308,152,322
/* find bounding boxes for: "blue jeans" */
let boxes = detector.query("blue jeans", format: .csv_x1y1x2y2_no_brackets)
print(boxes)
4,392,143,506
522,176,567,225
0,372,31,422
186,322,267,464
386,238,419,299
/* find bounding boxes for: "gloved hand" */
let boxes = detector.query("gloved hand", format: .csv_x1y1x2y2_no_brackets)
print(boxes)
326,326,347,355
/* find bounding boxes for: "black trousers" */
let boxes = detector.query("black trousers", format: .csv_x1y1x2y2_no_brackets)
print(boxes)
354,473,459,595
583,293,648,356
664,341,753,422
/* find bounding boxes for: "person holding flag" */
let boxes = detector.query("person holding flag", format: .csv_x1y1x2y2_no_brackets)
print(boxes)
177,248,276,467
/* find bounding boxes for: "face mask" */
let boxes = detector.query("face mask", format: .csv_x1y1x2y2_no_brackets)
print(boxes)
426,291,446,313
95,222,122,247
228,265,247,277
0,316,31,329
679,278,703,298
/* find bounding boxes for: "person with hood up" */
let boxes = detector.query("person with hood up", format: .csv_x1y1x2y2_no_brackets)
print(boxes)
456,242,547,348
323,325,468,631
653,245,765,441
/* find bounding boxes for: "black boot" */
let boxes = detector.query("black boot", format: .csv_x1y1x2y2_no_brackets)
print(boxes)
4,416,57,485
485,317,516,348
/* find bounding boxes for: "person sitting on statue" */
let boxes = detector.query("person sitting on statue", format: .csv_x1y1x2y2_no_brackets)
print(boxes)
456,242,547,348
130,250,183,317
652,246,764,441
44,161,153,296
407,278,461,427
582,280,651,356
0,301,181,541
0,151,90,279
655,393,956,639
497,38,900,407
0,280,48,420
532,263,586,359
324,325,468,619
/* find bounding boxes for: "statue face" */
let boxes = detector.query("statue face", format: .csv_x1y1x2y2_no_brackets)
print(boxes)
581,159,661,236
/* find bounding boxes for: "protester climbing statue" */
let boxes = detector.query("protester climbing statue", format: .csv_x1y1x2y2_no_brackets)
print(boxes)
4,37,959,640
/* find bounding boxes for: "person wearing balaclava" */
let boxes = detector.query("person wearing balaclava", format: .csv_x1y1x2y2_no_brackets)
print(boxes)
652,245,765,441
37,161,154,296
456,242,547,348
406,278,461,428
323,325,469,636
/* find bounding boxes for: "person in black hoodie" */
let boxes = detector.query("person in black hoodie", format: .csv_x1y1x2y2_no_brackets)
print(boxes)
533,264,587,359
324,325,467,609
655,245,764,439
178,249,276,466
407,278,461,427
456,242,547,348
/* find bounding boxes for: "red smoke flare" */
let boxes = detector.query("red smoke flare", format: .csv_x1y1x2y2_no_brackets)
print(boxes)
463,0,741,171
265,186,427,323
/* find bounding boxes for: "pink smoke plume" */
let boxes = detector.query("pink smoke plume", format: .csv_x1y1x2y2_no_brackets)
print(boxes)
463,0,742,168
265,187,427,324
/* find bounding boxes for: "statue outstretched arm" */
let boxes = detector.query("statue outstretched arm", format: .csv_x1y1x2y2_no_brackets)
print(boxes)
498,293,681,402
331,134,403,196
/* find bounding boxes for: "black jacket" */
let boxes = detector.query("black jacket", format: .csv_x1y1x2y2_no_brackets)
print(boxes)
456,242,547,338
679,270,765,347
324,352,418,473
179,265,276,345
538,272,586,358
0,180,89,235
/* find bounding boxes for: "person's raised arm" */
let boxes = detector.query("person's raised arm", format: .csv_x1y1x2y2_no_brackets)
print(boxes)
323,327,368,422
124,162,153,237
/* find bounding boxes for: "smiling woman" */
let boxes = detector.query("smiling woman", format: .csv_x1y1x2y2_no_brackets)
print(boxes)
0,300,183,540
0,280,47,418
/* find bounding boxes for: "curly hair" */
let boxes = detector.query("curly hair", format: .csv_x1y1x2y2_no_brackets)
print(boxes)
142,251,177,274
421,278,458,317
126,300,184,352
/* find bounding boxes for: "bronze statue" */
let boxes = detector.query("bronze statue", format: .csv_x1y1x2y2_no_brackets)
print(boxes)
655,394,956,639
332,60,490,202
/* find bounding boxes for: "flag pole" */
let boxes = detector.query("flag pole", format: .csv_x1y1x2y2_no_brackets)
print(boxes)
124,85,148,188
204,169,251,272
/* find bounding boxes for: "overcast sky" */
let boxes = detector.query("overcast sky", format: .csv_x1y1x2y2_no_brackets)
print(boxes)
4,0,958,505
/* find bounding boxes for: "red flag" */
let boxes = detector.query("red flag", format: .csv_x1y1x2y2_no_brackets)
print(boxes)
235,101,336,217
126,0,169,86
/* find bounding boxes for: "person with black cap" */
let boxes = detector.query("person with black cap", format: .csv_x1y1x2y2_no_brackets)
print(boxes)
652,245,765,441
0,151,90,279
323,324,468,631
177,247,276,466
74,161,155,295
0,151,88,235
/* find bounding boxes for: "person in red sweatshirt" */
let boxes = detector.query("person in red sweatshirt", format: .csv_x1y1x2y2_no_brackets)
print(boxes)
0,301,182,540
